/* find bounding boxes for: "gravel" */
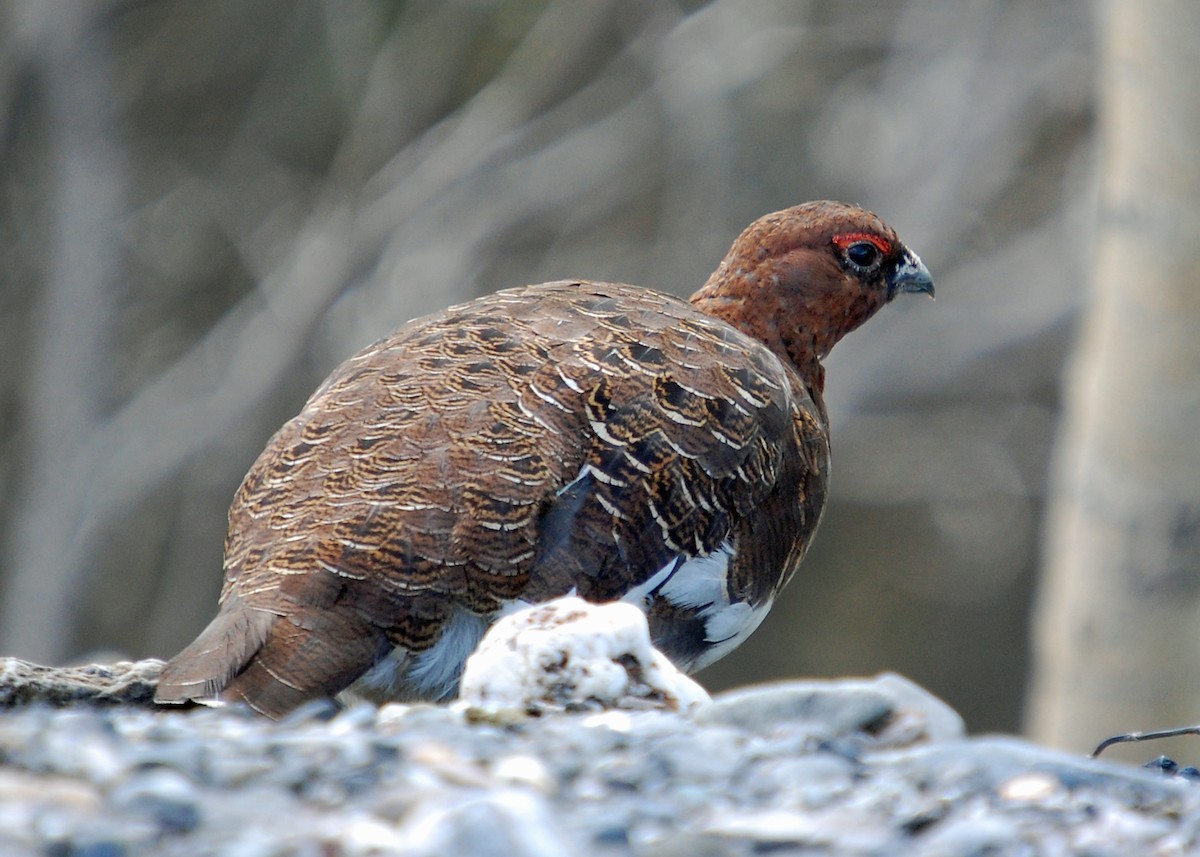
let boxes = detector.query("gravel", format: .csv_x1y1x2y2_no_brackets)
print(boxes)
1,660,1198,856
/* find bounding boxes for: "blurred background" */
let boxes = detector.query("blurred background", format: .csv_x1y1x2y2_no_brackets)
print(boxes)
2,0,1197,753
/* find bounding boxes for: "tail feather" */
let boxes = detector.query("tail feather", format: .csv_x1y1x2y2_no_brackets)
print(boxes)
156,596,393,719
219,609,390,717
154,602,274,704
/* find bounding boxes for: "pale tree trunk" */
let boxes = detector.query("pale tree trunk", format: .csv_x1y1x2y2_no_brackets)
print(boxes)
1028,0,1200,750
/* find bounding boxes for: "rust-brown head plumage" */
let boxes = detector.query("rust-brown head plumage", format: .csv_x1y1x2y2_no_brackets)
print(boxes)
691,201,932,393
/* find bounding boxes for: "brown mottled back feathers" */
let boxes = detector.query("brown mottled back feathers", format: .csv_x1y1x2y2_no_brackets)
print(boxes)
155,201,932,717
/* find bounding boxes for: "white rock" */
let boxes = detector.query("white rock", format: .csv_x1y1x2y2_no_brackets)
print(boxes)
458,597,710,716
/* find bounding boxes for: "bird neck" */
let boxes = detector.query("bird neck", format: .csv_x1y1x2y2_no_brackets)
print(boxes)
689,262,851,397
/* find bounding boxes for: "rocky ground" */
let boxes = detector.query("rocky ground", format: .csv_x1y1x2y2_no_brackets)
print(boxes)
2,658,1199,856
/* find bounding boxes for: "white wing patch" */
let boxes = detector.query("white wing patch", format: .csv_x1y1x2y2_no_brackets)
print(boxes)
691,600,771,670
622,540,772,671
656,543,734,610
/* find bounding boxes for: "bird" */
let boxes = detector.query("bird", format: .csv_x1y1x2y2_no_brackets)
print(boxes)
155,200,933,718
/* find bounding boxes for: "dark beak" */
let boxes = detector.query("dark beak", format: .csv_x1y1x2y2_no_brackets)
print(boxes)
888,250,935,299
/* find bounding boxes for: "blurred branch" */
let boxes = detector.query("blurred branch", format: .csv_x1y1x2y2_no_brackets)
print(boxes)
2,0,126,662
3,0,680,660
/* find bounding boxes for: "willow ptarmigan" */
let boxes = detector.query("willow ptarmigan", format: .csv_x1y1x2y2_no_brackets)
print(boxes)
155,200,933,718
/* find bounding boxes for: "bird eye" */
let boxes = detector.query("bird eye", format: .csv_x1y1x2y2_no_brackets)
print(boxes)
845,241,881,269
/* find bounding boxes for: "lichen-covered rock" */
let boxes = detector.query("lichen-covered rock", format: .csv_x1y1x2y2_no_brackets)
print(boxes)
458,597,710,718
0,657,163,707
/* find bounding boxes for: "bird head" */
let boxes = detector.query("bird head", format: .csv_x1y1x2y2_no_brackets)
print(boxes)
690,200,933,390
